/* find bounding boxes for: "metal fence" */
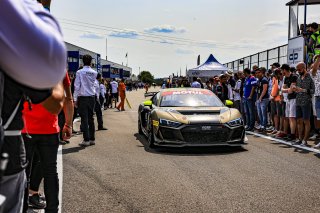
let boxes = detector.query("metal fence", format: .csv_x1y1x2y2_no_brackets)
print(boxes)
224,44,288,71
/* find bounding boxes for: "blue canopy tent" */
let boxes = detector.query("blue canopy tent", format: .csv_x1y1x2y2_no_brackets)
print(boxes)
187,54,229,78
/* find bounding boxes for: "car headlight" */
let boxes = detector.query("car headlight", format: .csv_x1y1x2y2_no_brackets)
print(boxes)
159,118,181,127
227,118,243,127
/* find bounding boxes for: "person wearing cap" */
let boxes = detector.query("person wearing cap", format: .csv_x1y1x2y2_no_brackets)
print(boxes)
225,71,234,101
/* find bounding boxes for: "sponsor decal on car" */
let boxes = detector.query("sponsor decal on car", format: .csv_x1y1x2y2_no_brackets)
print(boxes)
152,120,159,127
162,90,213,96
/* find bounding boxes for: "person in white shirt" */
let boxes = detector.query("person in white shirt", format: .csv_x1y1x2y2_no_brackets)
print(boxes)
233,71,243,112
74,55,98,146
191,77,201,88
110,78,119,108
99,80,107,107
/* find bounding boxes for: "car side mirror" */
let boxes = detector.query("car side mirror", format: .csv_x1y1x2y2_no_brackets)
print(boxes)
144,100,153,108
225,100,233,107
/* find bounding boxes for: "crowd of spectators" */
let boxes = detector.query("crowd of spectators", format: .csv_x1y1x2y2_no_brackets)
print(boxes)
163,55,320,149
188,58,320,149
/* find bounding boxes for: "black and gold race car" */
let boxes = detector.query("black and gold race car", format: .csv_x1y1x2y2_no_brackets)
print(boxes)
138,88,247,148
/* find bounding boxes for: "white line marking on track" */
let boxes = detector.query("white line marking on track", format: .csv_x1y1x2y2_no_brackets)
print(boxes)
57,145,63,213
247,131,320,154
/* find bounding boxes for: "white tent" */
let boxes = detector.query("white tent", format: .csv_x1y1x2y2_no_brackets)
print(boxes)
187,54,228,77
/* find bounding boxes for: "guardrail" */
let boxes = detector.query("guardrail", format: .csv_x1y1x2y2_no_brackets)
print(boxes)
224,44,288,71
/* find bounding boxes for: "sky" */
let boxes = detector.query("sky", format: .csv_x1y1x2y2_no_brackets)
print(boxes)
50,0,320,78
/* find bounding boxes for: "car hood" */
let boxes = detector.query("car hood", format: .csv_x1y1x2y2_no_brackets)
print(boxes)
155,107,241,124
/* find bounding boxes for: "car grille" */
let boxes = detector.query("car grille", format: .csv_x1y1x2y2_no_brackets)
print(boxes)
181,125,230,144
160,128,181,140
230,127,244,141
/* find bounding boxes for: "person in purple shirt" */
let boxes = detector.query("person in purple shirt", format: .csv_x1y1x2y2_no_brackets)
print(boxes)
0,1,66,212
243,68,257,131
191,77,201,88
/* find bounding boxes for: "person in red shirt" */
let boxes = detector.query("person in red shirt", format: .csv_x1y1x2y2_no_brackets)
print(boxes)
22,73,73,212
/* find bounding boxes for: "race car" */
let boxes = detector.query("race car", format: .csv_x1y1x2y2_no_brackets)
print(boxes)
138,88,246,148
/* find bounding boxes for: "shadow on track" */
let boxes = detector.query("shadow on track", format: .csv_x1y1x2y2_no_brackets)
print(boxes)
62,146,86,155
134,133,247,156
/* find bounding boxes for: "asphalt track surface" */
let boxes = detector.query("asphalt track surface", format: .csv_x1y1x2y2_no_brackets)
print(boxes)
62,88,320,213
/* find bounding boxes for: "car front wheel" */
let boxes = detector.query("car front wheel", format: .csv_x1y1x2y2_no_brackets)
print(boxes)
138,118,143,134
147,122,155,148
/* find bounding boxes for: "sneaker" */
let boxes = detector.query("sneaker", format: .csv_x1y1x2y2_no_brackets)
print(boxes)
245,127,254,131
79,141,90,147
314,143,320,149
276,132,287,139
266,126,274,131
301,140,308,146
271,130,278,135
255,124,261,130
309,134,318,141
292,139,302,145
29,193,46,209
98,127,108,131
285,134,296,142
90,140,96,145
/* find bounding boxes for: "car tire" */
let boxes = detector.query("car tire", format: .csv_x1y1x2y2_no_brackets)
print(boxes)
147,123,155,148
138,118,143,134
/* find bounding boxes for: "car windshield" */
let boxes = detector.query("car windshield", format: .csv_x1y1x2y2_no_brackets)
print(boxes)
160,90,224,107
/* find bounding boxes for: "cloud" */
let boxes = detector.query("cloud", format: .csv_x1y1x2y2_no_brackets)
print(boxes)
145,25,187,34
109,30,139,38
159,39,175,45
260,19,287,31
176,48,194,55
80,33,104,39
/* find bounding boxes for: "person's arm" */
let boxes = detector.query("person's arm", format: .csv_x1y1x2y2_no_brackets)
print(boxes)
61,84,74,140
41,82,64,114
0,0,66,88
259,83,268,101
249,86,255,99
73,73,81,107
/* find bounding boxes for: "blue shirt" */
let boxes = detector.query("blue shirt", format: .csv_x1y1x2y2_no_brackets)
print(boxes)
243,76,257,99
191,81,201,88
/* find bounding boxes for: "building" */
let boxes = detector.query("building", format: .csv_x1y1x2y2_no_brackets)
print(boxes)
66,42,132,79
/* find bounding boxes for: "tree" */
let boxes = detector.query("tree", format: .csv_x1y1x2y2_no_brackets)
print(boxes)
138,71,154,84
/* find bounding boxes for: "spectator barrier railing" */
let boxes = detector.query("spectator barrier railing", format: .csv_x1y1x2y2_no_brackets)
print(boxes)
224,44,288,71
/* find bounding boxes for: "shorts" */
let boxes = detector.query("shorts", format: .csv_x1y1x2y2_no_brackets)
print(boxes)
315,96,320,120
312,96,316,116
285,99,296,118
296,102,312,120
275,101,284,117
